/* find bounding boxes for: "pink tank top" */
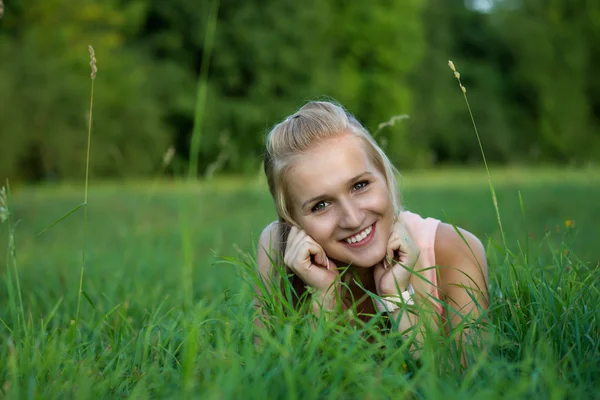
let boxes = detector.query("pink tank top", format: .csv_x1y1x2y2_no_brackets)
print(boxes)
400,210,444,315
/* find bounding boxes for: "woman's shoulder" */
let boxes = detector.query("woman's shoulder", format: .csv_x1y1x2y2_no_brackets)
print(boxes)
256,221,282,277
432,220,488,299
258,221,282,254
400,210,484,261
400,210,441,251
400,210,440,225
433,221,486,271
401,210,487,284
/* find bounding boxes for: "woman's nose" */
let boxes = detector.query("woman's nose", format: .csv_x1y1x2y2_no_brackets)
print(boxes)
338,199,364,230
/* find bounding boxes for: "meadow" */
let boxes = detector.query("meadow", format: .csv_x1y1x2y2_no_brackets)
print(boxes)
0,167,599,398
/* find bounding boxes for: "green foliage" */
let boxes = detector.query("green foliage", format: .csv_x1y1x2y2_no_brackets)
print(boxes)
411,0,600,166
327,0,425,168
491,0,600,163
200,0,425,172
1,0,424,180
0,0,170,182
1,0,600,181
410,0,515,165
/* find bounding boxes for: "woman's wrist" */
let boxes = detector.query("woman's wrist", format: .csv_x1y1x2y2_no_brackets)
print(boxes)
378,279,411,298
310,282,344,312
375,283,415,313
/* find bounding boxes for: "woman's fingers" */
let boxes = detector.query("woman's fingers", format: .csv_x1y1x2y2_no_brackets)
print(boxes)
283,226,297,254
282,225,342,293
284,227,331,274
290,237,338,291
387,218,415,268
387,236,407,267
312,245,327,270
304,240,327,269
284,227,302,269
310,239,333,271
386,245,394,269
377,216,422,296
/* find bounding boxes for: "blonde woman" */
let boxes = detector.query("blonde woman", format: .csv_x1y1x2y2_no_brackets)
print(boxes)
255,101,488,350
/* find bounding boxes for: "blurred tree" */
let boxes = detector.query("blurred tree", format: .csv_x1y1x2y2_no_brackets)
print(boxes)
492,0,600,163
0,0,170,181
410,0,514,166
133,0,425,173
1,0,598,182
324,0,424,168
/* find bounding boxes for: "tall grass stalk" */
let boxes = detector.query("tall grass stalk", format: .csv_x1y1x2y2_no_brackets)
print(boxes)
448,60,507,250
2,183,26,336
75,46,97,325
188,0,220,180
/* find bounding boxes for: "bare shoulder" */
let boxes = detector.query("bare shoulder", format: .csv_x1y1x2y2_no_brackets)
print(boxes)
434,222,488,286
256,221,282,280
434,222,490,322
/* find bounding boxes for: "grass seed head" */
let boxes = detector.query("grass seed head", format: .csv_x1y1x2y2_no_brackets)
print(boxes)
448,60,456,72
88,45,97,80
377,114,410,130
0,186,8,224
0,0,4,20
163,146,175,167
449,60,466,94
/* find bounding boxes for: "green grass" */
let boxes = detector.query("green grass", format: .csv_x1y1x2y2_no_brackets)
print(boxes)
0,168,599,398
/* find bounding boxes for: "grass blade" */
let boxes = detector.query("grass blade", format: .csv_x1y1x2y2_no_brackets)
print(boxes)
36,203,86,236
188,0,220,179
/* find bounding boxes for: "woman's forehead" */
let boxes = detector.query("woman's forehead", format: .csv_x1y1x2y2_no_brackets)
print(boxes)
288,135,374,198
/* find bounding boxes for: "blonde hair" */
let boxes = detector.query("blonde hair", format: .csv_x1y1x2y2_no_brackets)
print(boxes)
264,101,402,227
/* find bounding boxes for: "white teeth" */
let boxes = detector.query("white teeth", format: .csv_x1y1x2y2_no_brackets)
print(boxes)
344,225,373,244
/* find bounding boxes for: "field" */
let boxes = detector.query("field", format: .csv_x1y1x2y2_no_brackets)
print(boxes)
0,167,599,398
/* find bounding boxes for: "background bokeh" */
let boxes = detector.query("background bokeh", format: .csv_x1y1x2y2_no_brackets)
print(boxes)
1,0,599,182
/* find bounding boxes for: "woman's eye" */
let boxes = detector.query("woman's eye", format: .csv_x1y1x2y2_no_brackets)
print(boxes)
311,201,328,212
353,181,369,191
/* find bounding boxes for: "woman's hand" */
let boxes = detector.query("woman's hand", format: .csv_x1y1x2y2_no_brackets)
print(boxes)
284,226,339,293
374,217,420,296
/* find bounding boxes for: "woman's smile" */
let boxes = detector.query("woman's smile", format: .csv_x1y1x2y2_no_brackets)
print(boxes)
340,222,376,248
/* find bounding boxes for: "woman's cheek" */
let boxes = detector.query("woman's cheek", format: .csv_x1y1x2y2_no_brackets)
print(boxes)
305,217,334,245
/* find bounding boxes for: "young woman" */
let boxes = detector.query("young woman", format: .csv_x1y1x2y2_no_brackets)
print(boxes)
255,101,488,348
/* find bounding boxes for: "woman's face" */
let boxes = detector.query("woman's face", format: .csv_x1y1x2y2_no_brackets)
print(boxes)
287,133,395,268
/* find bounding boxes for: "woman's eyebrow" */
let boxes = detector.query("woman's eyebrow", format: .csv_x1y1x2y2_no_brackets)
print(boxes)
349,171,373,183
301,172,373,210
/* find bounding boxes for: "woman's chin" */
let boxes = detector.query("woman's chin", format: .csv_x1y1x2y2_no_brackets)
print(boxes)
326,239,387,268
334,250,386,268
353,255,385,268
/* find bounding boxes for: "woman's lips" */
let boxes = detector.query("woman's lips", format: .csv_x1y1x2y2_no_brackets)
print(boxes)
341,222,376,248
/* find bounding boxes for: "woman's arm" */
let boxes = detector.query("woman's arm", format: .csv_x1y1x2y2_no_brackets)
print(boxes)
386,284,441,359
435,223,489,345
254,222,281,345
373,217,440,357
384,222,487,359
